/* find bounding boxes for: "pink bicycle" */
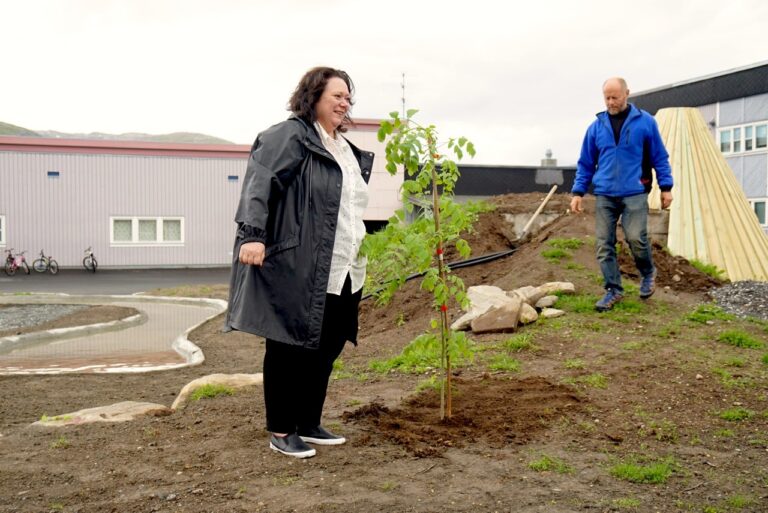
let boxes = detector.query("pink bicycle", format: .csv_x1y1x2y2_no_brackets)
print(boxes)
4,249,30,276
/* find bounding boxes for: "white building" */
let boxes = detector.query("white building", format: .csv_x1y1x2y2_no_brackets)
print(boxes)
0,119,401,268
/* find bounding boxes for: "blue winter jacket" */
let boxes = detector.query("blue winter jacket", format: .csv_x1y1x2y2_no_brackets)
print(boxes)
572,104,673,197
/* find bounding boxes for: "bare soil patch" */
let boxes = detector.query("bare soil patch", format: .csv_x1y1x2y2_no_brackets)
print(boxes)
0,193,766,513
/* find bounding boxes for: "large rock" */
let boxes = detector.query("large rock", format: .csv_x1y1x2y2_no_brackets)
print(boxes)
535,295,559,309
541,308,566,319
172,373,263,410
470,296,523,334
538,282,576,295
507,286,547,306
519,303,539,324
32,401,171,426
451,285,516,331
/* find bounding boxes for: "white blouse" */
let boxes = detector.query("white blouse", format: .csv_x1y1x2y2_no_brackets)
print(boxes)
314,122,370,295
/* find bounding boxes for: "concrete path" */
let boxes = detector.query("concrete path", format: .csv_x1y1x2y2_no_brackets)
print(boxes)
0,294,226,375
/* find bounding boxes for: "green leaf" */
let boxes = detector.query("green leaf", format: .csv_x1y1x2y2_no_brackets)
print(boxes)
467,142,476,157
406,108,419,118
389,111,399,119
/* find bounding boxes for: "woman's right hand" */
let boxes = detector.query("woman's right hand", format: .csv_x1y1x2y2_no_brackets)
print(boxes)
239,242,266,267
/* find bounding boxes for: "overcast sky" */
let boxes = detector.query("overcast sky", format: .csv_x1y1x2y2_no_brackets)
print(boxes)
3,0,767,165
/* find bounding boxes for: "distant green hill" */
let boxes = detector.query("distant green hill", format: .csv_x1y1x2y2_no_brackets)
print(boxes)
0,121,39,136
1,120,234,144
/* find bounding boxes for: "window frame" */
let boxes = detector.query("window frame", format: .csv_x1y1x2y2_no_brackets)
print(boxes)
748,199,767,227
719,121,768,155
110,216,185,247
0,215,5,246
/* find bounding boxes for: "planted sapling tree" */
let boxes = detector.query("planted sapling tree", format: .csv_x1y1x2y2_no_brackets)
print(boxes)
364,109,476,419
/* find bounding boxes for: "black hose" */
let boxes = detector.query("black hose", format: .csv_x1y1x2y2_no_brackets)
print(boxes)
362,246,518,301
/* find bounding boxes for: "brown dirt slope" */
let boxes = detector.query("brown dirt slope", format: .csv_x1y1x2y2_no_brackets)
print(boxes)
1,193,765,513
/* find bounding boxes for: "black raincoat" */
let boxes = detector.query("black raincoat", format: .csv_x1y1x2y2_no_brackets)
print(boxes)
224,117,374,349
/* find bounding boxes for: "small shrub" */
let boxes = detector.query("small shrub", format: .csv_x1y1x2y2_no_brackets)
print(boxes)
717,330,763,349
718,407,755,421
528,454,573,473
609,456,677,484
190,384,235,401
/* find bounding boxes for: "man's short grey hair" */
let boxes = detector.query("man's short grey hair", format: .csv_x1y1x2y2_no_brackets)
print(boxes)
603,77,628,90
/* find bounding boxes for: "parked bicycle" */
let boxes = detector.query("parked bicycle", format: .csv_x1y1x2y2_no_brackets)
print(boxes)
32,249,59,275
4,249,30,276
83,246,98,273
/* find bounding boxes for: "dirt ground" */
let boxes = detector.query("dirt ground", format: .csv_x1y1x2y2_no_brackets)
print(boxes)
1,193,767,513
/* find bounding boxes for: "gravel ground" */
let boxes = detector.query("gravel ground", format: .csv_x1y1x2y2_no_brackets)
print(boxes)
709,280,768,321
0,304,89,331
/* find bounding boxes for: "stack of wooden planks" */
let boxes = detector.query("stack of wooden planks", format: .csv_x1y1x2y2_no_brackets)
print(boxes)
649,107,768,282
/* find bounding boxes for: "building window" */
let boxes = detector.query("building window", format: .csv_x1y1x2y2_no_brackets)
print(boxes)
0,215,5,246
757,124,767,149
720,130,731,153
750,199,766,226
720,122,768,154
110,217,185,246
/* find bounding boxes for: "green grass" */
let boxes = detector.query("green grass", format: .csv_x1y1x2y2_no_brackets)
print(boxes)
689,259,726,280
717,330,764,349
763,353,768,366
722,357,746,367
547,238,585,250
50,436,70,449
488,354,521,372
686,304,736,324
528,454,573,473
725,495,755,508
609,456,677,484
612,497,641,509
503,333,537,352
714,428,735,437
565,373,608,389
189,384,235,401
541,248,570,262
369,331,475,374
718,407,755,421
564,358,585,369
556,293,599,313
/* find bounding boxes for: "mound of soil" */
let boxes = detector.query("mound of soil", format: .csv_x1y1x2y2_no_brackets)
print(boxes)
345,375,583,457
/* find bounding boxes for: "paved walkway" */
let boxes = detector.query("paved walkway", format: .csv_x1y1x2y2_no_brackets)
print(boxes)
0,294,226,375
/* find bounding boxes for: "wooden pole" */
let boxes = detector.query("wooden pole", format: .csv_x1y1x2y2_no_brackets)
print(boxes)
519,185,558,240
431,165,451,420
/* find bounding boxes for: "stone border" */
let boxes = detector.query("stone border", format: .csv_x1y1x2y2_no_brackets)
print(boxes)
0,293,228,373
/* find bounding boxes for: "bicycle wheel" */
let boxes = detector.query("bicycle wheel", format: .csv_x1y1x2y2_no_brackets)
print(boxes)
21,261,30,274
92,257,98,272
4,262,16,276
48,259,59,275
33,258,47,273
83,256,96,273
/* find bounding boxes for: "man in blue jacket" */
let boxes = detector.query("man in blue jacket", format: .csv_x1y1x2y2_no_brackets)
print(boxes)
570,77,674,311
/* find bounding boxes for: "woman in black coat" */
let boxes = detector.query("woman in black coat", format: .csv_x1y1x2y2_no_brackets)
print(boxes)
225,67,374,458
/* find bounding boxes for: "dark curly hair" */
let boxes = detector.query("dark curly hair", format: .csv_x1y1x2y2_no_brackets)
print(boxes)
288,67,355,132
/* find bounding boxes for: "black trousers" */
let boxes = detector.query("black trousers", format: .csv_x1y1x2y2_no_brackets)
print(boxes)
263,276,361,434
